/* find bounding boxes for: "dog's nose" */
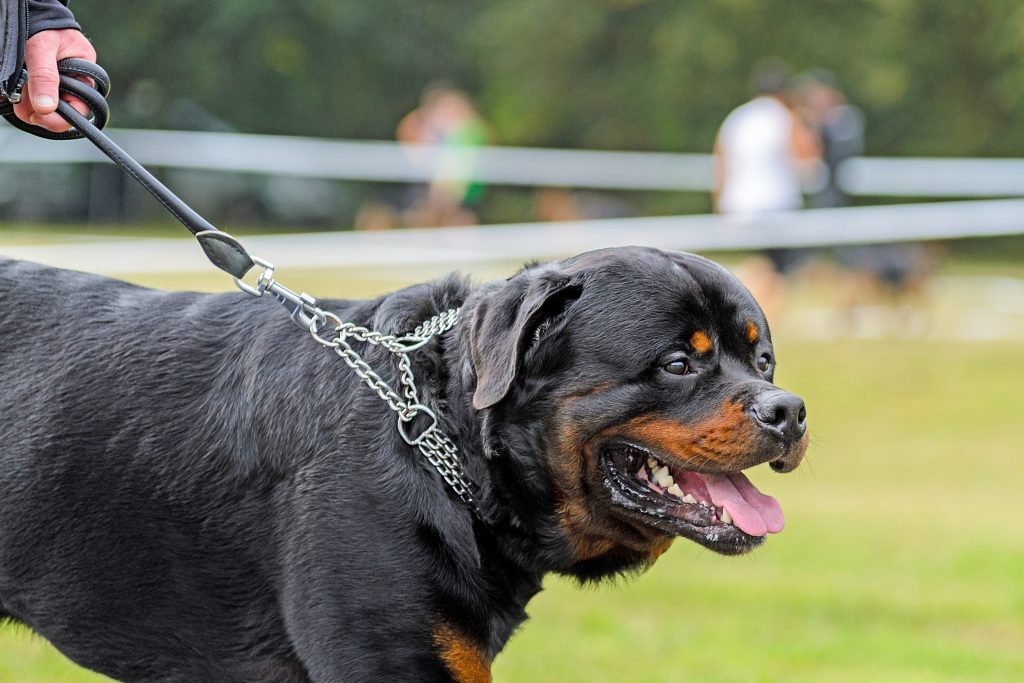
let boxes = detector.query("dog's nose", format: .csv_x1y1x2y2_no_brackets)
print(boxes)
751,390,807,443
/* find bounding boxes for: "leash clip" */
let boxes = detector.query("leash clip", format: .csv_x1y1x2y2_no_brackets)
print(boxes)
233,255,327,331
233,255,275,297
272,285,326,331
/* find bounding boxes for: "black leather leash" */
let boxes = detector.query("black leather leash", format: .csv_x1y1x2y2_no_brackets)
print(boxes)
0,58,327,329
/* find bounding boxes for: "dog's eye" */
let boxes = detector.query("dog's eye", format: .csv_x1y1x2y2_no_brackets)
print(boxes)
757,353,773,373
663,359,692,376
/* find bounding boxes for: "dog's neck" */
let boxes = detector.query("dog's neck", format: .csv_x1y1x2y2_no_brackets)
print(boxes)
356,277,552,653
375,277,650,656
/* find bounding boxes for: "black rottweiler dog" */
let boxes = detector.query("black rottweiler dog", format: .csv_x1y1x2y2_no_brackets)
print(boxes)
0,246,807,682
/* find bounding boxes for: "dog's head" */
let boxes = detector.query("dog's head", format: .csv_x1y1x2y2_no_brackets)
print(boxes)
468,247,808,577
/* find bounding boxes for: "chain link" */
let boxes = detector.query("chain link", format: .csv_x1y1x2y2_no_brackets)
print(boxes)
307,308,479,513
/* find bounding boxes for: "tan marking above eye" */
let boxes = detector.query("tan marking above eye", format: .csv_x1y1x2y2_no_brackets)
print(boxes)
745,320,759,344
690,331,713,354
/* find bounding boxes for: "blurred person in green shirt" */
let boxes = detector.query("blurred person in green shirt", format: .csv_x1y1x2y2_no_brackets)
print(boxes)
397,84,491,227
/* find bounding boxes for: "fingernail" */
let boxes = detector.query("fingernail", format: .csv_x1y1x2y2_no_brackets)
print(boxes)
34,96,55,109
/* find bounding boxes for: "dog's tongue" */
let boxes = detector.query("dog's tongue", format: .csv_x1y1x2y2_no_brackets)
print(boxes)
701,472,784,537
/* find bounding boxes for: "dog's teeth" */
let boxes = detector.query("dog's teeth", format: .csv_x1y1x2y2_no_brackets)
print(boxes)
681,494,698,504
652,466,673,488
666,483,684,499
721,508,733,525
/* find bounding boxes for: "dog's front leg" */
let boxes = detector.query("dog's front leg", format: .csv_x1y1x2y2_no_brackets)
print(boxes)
282,559,488,682
279,493,484,682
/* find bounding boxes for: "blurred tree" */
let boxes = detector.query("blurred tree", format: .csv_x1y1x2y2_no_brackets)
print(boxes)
71,0,1024,157
75,1,483,137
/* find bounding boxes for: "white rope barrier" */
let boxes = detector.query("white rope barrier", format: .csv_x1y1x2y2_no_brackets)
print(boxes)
3,126,1024,197
3,198,1021,275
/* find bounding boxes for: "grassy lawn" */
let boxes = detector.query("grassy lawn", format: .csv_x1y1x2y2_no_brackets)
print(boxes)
1,255,1022,681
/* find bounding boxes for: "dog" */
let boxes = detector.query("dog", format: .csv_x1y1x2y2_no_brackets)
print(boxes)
0,246,808,682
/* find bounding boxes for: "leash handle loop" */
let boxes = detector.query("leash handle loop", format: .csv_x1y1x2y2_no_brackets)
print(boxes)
2,58,261,283
0,58,109,139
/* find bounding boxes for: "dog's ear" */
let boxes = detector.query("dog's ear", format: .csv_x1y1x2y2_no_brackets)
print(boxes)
469,272,582,410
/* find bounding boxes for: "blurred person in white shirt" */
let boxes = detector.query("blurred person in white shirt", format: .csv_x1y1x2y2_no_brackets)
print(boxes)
713,58,820,220
713,59,821,321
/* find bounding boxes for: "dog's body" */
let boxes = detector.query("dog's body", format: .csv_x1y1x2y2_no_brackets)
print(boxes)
0,247,807,682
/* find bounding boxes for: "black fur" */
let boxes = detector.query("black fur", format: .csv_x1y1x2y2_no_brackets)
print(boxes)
0,246,806,682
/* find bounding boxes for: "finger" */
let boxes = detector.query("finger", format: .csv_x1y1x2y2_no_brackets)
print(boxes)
73,73,96,90
13,81,70,133
24,32,61,116
49,32,99,129
11,97,33,123
62,91,90,118
29,112,72,132
57,73,97,120
56,30,97,63
23,80,72,132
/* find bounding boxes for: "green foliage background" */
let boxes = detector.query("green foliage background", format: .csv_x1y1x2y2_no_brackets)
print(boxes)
73,0,1024,156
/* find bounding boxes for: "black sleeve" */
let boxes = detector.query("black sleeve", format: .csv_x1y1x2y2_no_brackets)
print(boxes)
27,0,80,36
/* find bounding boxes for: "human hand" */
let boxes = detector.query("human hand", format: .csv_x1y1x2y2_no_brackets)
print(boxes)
12,29,96,133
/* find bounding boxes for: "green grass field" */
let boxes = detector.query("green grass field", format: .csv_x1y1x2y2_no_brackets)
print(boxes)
1,249,1022,682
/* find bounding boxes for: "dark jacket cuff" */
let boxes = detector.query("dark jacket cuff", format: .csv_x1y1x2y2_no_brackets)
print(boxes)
27,0,80,36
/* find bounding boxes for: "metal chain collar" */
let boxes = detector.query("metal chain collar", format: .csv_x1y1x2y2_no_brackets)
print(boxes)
234,260,480,517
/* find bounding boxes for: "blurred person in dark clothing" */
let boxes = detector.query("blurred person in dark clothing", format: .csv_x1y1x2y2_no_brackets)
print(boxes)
793,69,864,209
794,70,935,334
10,0,95,133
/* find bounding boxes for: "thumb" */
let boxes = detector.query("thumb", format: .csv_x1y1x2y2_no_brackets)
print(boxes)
24,32,61,114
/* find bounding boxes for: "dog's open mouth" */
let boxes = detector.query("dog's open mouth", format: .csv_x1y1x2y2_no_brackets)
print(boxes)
600,443,784,555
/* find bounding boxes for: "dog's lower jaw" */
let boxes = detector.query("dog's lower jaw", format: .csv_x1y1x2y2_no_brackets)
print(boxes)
546,494,677,581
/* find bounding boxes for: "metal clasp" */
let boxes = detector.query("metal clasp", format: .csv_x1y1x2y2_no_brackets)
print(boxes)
234,255,327,331
233,255,275,297
269,284,326,330
397,404,439,445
